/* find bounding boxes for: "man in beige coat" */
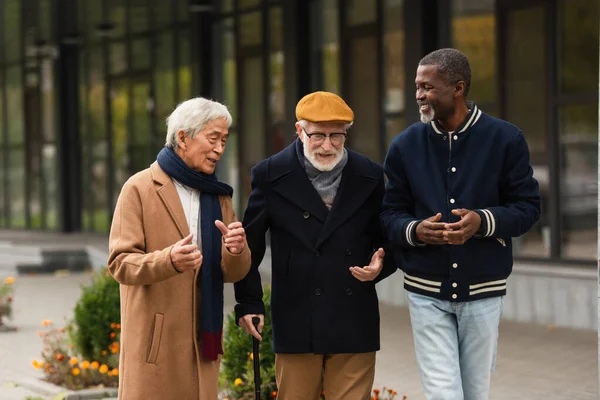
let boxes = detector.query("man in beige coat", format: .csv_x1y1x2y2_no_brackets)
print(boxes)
108,97,251,400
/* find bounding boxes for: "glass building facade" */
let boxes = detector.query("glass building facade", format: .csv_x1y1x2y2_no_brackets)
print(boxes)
0,0,597,265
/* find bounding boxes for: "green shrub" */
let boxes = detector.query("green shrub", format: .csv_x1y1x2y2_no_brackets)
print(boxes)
71,268,120,361
221,285,277,399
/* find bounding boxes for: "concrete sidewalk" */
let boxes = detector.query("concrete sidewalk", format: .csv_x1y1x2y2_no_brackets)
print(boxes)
0,272,596,400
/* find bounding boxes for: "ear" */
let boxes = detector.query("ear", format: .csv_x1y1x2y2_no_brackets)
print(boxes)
454,81,466,98
177,130,187,150
295,122,304,143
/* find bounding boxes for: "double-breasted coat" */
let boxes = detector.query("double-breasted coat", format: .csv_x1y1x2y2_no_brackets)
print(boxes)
108,162,251,400
234,141,397,354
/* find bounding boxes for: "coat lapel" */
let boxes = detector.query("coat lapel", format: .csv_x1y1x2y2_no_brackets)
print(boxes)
151,162,189,239
315,152,378,248
270,145,329,223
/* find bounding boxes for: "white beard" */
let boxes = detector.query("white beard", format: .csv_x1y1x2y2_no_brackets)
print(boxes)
419,104,435,124
303,137,344,172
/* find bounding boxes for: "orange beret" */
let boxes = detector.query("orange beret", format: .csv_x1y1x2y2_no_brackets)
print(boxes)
296,91,354,124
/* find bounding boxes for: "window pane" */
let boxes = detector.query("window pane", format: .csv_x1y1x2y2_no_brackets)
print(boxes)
558,104,598,260
384,0,405,115
221,0,234,13
347,0,376,26
110,42,127,76
322,0,340,94
131,81,151,172
452,0,497,105
4,0,21,62
505,6,548,258
108,0,126,39
239,0,261,9
132,39,150,70
222,19,237,119
130,1,149,33
155,1,173,28
558,0,599,94
6,67,23,146
39,0,53,41
155,32,175,148
347,35,380,162
178,29,192,101
385,117,404,149
269,7,286,154
9,148,25,228
241,56,265,210
240,12,262,48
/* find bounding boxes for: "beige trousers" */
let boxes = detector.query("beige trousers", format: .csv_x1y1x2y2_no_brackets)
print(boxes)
275,352,376,400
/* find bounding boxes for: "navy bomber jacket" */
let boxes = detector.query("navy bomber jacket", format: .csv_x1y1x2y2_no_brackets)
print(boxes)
381,103,540,302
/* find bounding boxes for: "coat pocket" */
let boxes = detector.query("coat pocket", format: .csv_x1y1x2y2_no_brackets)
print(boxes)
146,313,164,365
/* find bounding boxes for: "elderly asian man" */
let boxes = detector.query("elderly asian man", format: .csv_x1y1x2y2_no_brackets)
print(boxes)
108,97,251,400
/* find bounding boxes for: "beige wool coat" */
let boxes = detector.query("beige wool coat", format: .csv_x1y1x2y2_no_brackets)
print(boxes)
108,162,251,400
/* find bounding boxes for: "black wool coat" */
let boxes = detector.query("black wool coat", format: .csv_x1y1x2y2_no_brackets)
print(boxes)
234,140,397,354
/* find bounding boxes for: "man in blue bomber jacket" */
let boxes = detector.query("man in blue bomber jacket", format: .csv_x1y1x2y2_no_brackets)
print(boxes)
381,48,540,400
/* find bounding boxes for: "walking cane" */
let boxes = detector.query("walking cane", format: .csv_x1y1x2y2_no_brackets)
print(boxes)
252,316,261,400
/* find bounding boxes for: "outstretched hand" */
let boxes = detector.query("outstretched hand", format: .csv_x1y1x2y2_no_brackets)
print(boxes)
350,248,385,282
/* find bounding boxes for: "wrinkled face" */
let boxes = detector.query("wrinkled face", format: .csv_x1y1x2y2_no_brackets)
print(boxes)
296,121,346,172
415,64,457,124
176,118,229,174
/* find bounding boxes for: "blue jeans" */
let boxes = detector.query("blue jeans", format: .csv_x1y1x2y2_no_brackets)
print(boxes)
407,292,504,400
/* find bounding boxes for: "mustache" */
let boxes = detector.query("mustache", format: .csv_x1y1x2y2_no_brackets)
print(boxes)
417,102,431,107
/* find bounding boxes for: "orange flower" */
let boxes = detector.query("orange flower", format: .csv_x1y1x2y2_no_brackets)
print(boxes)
110,332,117,339
3,277,15,285
6,296,12,302
116,324,121,329
373,389,380,395
101,350,108,356
81,360,90,370
99,364,109,374
72,367,81,376
271,391,277,398
110,368,119,376
90,361,99,369
32,360,44,369
110,323,117,329
55,353,64,361
234,378,243,386
69,357,79,366
42,320,53,327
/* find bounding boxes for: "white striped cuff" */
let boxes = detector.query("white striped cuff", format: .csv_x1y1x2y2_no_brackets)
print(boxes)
405,220,420,246
478,209,496,237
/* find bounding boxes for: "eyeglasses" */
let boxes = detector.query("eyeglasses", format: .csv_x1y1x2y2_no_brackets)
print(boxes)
302,127,347,145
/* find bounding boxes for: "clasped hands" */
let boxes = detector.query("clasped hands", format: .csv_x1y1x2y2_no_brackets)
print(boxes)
171,220,246,271
416,209,482,245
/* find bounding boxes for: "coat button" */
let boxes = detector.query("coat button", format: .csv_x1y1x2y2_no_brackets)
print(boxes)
345,249,352,256
450,198,455,204
303,211,310,219
315,288,322,296
346,288,352,296
452,263,458,269
452,294,458,299
314,251,320,258
452,282,458,288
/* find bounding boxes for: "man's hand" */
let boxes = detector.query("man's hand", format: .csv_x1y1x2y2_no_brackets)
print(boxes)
350,248,385,282
442,209,482,245
239,314,264,341
415,213,448,245
215,220,246,254
171,233,203,272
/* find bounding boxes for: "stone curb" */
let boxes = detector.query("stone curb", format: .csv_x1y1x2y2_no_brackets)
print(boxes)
8,374,67,397
63,388,118,400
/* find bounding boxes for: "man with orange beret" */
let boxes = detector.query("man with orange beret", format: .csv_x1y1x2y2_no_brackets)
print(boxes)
234,91,397,399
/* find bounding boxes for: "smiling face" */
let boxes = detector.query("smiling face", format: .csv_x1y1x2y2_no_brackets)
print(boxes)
295,121,346,172
415,64,458,124
175,118,229,174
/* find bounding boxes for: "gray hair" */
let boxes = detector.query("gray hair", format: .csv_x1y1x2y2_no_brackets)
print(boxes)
165,97,233,149
298,119,354,133
419,48,472,96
